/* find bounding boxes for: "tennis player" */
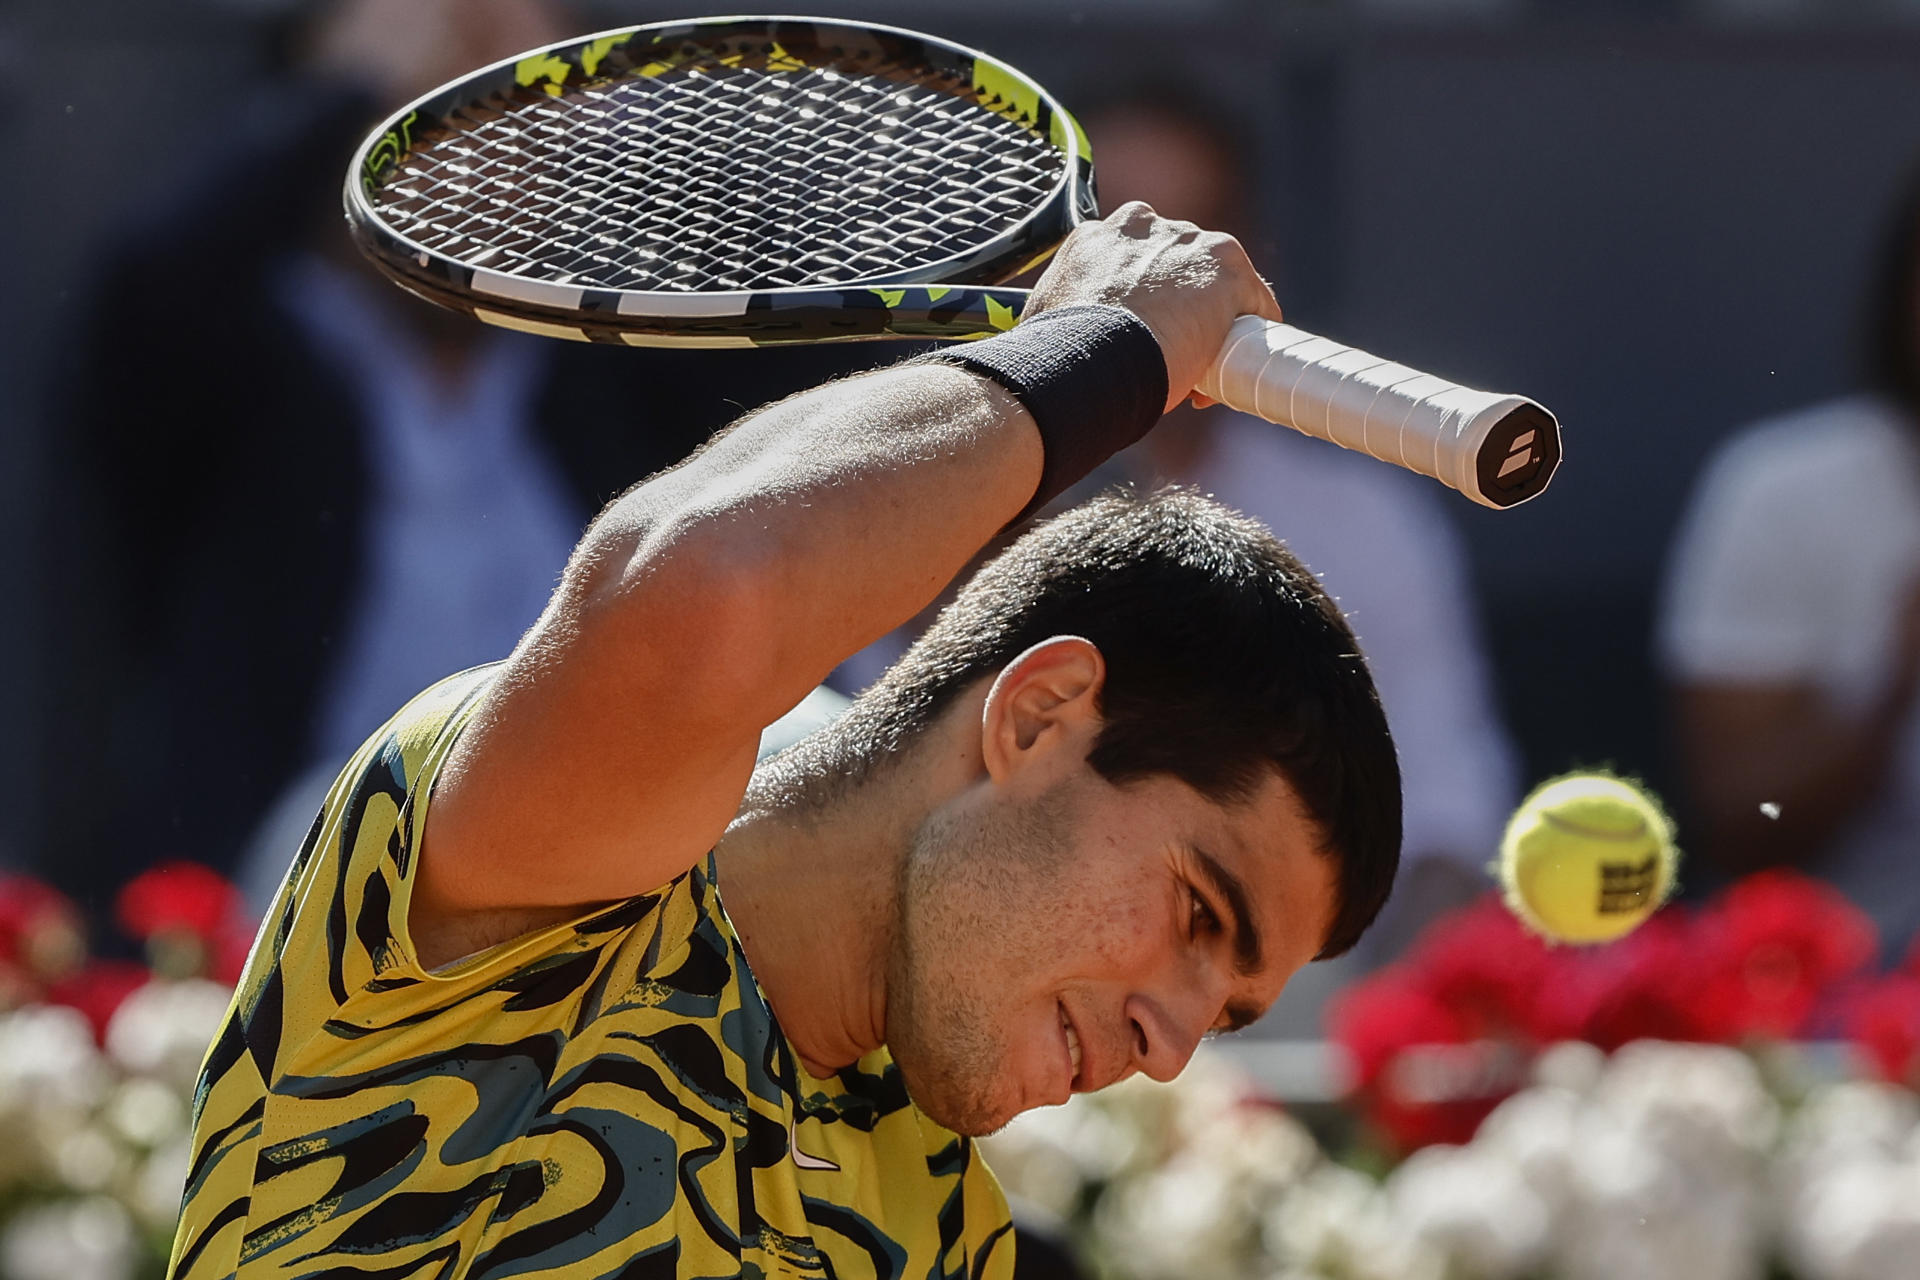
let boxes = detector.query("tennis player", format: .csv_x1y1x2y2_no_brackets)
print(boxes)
168,205,1401,1280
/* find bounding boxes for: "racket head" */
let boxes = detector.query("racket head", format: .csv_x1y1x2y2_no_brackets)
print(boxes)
345,16,1094,346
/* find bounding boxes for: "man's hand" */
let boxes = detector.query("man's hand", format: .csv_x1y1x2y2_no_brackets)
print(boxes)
1025,203,1283,414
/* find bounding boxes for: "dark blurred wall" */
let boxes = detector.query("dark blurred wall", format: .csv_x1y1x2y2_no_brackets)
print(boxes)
1330,25,1920,806
2,0,270,870
8,0,1920,873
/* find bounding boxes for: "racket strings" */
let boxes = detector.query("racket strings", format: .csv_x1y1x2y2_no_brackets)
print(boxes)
374,54,1065,293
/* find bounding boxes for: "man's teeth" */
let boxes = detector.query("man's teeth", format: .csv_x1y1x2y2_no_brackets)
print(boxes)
1062,1015,1082,1079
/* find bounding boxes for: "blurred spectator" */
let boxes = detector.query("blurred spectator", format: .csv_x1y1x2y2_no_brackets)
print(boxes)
1658,160,1920,961
1077,91,1521,972
40,0,874,922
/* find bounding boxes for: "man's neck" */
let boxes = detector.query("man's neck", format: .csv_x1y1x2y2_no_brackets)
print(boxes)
713,695,981,1080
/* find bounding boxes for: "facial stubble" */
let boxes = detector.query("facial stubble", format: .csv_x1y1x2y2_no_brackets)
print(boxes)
887,782,1079,1136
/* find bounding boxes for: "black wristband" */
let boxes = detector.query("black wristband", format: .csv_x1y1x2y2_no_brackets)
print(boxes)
914,304,1169,523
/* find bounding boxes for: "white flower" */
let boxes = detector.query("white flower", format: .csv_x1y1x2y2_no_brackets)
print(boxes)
1589,1041,1779,1174
979,1107,1099,1221
49,1126,127,1195
1531,1040,1607,1096
1178,1102,1319,1203
132,1136,193,1232
104,978,233,1090
0,1197,138,1280
1778,1155,1920,1280
1475,1085,1583,1213
1268,1159,1378,1269
1556,1186,1761,1280
1546,1043,1773,1280
105,1076,188,1149
986,1044,1326,1267
1777,1083,1920,1280
1781,1080,1919,1172
1077,1054,1320,1280
0,1006,110,1113
1097,1154,1253,1280
1161,1047,1264,1134
1268,1162,1445,1280
0,1006,114,1194
1384,1142,1551,1280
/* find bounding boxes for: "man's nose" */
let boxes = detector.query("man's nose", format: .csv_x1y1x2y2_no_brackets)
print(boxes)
1123,987,1217,1083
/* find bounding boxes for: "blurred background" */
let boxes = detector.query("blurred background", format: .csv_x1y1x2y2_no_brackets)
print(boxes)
8,1,1920,1277
14,0,1920,891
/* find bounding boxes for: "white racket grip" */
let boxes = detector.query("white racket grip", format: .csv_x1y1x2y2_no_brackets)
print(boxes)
1194,316,1561,509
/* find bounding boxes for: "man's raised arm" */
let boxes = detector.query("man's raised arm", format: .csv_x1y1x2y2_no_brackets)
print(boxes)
413,205,1282,947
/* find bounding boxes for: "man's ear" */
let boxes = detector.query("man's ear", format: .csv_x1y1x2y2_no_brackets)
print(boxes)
979,636,1107,785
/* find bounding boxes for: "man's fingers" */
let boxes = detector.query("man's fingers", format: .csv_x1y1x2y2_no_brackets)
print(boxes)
1110,201,1158,234
1247,271,1284,325
1256,273,1284,325
1028,204,1284,395
1213,234,1284,325
1245,284,1284,326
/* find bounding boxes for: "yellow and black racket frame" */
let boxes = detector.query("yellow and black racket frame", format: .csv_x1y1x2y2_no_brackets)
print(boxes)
345,15,1098,347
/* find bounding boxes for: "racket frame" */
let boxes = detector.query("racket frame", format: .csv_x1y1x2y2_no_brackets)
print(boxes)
343,14,1560,507
344,14,1095,346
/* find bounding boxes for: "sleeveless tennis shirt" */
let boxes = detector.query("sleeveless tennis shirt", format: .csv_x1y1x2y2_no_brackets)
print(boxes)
167,667,1014,1280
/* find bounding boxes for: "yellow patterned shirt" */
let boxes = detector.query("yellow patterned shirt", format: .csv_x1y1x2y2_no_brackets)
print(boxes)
168,667,1014,1280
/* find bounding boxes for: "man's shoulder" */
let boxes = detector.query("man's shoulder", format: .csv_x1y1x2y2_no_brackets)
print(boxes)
321,665,500,861
381,665,501,763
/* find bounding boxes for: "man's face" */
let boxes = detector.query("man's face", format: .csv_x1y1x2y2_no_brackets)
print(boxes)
885,756,1336,1136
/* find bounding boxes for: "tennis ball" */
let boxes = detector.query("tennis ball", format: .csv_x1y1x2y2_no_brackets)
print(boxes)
1497,772,1678,945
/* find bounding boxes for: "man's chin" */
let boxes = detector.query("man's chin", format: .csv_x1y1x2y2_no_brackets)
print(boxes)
914,1092,1017,1138
894,1054,1016,1137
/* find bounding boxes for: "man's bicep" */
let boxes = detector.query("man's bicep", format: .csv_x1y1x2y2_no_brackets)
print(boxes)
415,571,766,930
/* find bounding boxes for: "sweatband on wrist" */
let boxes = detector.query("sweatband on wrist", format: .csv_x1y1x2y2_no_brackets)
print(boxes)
914,303,1169,523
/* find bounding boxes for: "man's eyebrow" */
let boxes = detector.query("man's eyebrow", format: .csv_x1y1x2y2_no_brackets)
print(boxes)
1191,844,1264,978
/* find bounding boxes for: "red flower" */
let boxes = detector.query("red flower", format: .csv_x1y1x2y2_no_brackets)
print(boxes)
0,875,86,986
1330,969,1469,1087
1322,870,1889,1157
117,862,246,943
1328,967,1509,1152
0,876,75,947
1566,908,1714,1049
211,920,258,986
1845,975,1920,1087
1402,897,1583,1043
1689,870,1878,1041
45,961,151,1043
116,862,257,981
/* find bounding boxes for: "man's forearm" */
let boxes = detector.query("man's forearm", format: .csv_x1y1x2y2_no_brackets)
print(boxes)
573,362,1043,726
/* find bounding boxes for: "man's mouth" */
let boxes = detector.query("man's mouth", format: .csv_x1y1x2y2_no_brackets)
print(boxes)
1059,1003,1083,1089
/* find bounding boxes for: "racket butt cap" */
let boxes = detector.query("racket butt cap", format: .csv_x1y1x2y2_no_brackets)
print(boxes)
1473,402,1561,508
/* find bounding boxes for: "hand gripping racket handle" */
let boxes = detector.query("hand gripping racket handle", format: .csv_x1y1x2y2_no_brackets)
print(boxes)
1195,316,1561,509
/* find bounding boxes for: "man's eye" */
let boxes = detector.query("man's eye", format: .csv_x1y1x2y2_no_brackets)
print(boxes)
1189,887,1221,938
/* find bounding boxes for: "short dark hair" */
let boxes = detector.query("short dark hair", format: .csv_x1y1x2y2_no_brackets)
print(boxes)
820,487,1401,960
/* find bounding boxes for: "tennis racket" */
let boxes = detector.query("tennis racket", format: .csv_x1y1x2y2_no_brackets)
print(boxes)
345,15,1559,509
